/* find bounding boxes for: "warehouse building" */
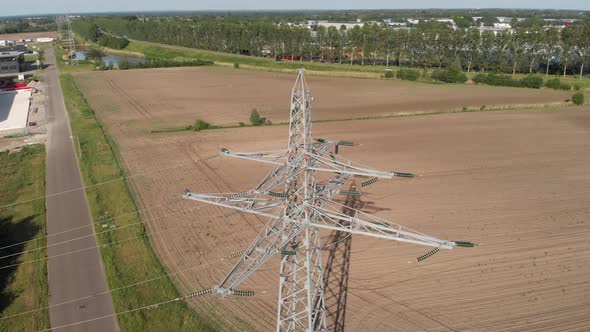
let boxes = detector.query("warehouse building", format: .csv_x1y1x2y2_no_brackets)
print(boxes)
0,51,25,75
0,45,28,53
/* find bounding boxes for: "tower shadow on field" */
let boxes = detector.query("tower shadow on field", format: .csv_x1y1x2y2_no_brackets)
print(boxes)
0,215,40,314
323,181,391,331
323,182,363,332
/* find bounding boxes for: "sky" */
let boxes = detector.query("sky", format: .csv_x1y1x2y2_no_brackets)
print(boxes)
4,0,589,17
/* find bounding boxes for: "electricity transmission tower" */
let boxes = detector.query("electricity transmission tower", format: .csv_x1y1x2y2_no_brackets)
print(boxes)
65,16,77,65
184,69,473,331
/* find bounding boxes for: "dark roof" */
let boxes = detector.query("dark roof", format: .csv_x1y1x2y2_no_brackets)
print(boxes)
0,45,28,53
0,51,25,58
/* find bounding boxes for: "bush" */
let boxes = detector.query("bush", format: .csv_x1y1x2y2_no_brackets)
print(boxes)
521,75,544,89
234,63,240,69
191,118,210,131
559,83,571,91
472,73,487,84
545,78,561,89
250,108,263,126
572,92,584,105
97,35,130,49
431,58,468,83
397,68,420,81
574,84,581,91
384,69,394,79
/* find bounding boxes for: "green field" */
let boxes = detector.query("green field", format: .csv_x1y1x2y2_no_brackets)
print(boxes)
0,145,49,332
59,71,216,330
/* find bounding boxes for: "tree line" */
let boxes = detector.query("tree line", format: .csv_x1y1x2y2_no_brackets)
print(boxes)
0,18,56,35
75,17,590,77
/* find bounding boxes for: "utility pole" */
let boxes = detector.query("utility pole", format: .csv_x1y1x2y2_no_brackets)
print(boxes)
70,136,81,159
184,69,474,331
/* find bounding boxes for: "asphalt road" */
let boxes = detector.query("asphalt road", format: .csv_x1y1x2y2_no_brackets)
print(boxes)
44,47,118,331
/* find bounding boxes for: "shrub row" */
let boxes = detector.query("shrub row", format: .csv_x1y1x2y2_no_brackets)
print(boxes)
431,58,468,83
396,68,420,81
473,73,544,89
521,75,544,88
473,73,520,87
117,59,213,70
544,77,581,91
431,68,468,83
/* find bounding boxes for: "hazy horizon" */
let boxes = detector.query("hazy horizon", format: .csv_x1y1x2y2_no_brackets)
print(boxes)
3,0,589,17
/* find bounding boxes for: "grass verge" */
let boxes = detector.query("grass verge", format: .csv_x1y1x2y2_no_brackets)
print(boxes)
59,72,216,330
0,144,49,331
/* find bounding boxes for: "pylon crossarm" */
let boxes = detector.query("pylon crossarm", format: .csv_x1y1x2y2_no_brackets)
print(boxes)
220,148,287,166
254,144,332,194
217,214,308,294
306,152,413,179
255,163,306,194
310,204,455,250
314,173,351,200
183,191,284,220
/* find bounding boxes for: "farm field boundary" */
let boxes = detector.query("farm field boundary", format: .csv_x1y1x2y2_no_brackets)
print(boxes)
151,101,575,134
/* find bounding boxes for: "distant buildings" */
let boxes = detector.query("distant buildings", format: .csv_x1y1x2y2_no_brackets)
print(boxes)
303,15,579,34
308,20,365,30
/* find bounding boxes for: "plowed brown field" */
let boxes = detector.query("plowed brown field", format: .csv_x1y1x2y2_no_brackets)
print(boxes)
74,68,590,331
74,67,571,128
0,31,57,41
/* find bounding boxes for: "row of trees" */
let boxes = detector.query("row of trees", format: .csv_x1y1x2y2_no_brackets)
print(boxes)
0,18,56,34
78,17,590,77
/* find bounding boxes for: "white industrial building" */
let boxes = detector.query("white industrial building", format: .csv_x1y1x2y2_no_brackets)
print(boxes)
0,89,32,136
308,19,365,30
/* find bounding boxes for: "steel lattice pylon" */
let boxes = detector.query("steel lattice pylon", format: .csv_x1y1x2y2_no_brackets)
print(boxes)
65,16,77,66
184,69,473,331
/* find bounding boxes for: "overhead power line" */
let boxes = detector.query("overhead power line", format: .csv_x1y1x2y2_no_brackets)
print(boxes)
0,203,201,262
